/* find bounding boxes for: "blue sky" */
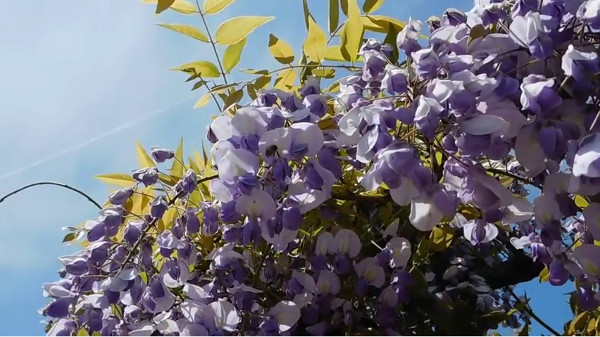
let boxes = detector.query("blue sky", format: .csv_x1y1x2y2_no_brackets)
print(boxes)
0,0,569,335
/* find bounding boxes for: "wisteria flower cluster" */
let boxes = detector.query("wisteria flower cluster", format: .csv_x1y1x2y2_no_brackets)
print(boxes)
37,0,600,335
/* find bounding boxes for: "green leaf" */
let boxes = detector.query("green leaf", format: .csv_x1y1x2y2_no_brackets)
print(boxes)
301,0,311,30
324,45,345,61
208,82,238,93
223,38,247,73
340,0,349,16
274,68,297,90
62,232,77,243
539,266,549,283
215,16,274,45
157,23,209,42
76,328,89,336
254,75,272,89
575,195,589,208
194,93,213,108
156,0,176,14
136,141,156,168
142,0,196,14
94,174,137,187
268,34,295,64
170,138,184,179
429,226,455,252
173,61,220,78
191,80,208,91
241,68,269,74
328,0,339,33
311,68,335,78
363,0,384,13
340,0,363,62
203,0,235,14
223,89,244,109
361,15,406,33
303,16,327,63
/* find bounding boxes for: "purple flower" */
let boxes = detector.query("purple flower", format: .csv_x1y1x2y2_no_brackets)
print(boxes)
573,133,600,177
381,66,408,95
562,45,599,84
396,17,422,56
132,167,159,186
202,207,219,236
150,196,168,218
151,147,175,163
519,74,562,114
463,219,499,246
177,169,197,195
355,257,385,288
108,187,134,205
578,0,600,32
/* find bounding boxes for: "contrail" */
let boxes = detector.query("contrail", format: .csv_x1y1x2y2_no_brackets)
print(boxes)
0,97,196,182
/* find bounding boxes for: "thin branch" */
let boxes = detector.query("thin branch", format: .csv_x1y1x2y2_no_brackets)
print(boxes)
195,0,228,84
487,167,542,190
117,174,219,274
507,287,561,336
0,182,102,209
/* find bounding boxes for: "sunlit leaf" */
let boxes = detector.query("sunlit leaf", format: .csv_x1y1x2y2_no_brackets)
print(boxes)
194,93,213,108
327,81,340,93
268,34,295,64
203,0,235,14
429,226,455,252
329,0,339,33
136,141,156,168
569,312,590,335
311,68,335,78
340,0,363,62
363,0,384,13
303,16,327,63
157,23,209,42
241,68,269,74
575,195,589,208
95,174,137,188
173,61,220,78
301,0,311,30
223,38,247,73
318,118,338,130
254,75,272,89
274,68,297,90
538,266,549,283
77,328,89,336
142,0,196,14
215,16,274,45
62,233,77,243
191,80,208,91
340,0,349,16
156,0,176,14
223,89,244,109
170,138,185,179
209,82,238,93
325,45,345,61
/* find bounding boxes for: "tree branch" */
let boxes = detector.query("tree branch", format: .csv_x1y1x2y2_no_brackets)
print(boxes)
0,181,102,209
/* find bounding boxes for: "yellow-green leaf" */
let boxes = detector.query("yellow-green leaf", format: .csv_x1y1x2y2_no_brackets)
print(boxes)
223,38,247,73
241,68,269,74
569,312,590,335
268,34,295,64
77,328,89,336
95,174,137,188
142,0,196,14
575,195,590,208
324,45,345,61
274,68,297,90
359,15,406,33
136,141,155,168
340,0,349,16
301,0,311,30
469,24,486,42
157,23,209,42
429,226,455,252
539,266,549,283
223,89,244,109
303,16,327,63
194,93,213,108
329,0,339,33
327,81,340,93
363,0,384,13
215,16,274,45
156,0,176,14
170,138,184,179
340,0,363,62
254,75,272,89
173,61,220,78
203,0,235,14
311,68,335,78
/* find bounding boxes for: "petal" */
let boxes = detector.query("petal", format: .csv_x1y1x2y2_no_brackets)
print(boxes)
290,122,324,156
503,197,534,223
209,300,240,332
461,114,508,136
409,194,444,231
235,188,277,220
387,237,411,269
315,232,335,255
334,229,362,257
268,301,300,332
317,270,341,295
258,128,293,158
210,116,232,141
390,178,419,206
292,271,316,292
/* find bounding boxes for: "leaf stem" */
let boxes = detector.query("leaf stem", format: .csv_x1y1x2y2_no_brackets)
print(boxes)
507,287,561,336
0,182,102,209
195,0,228,84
